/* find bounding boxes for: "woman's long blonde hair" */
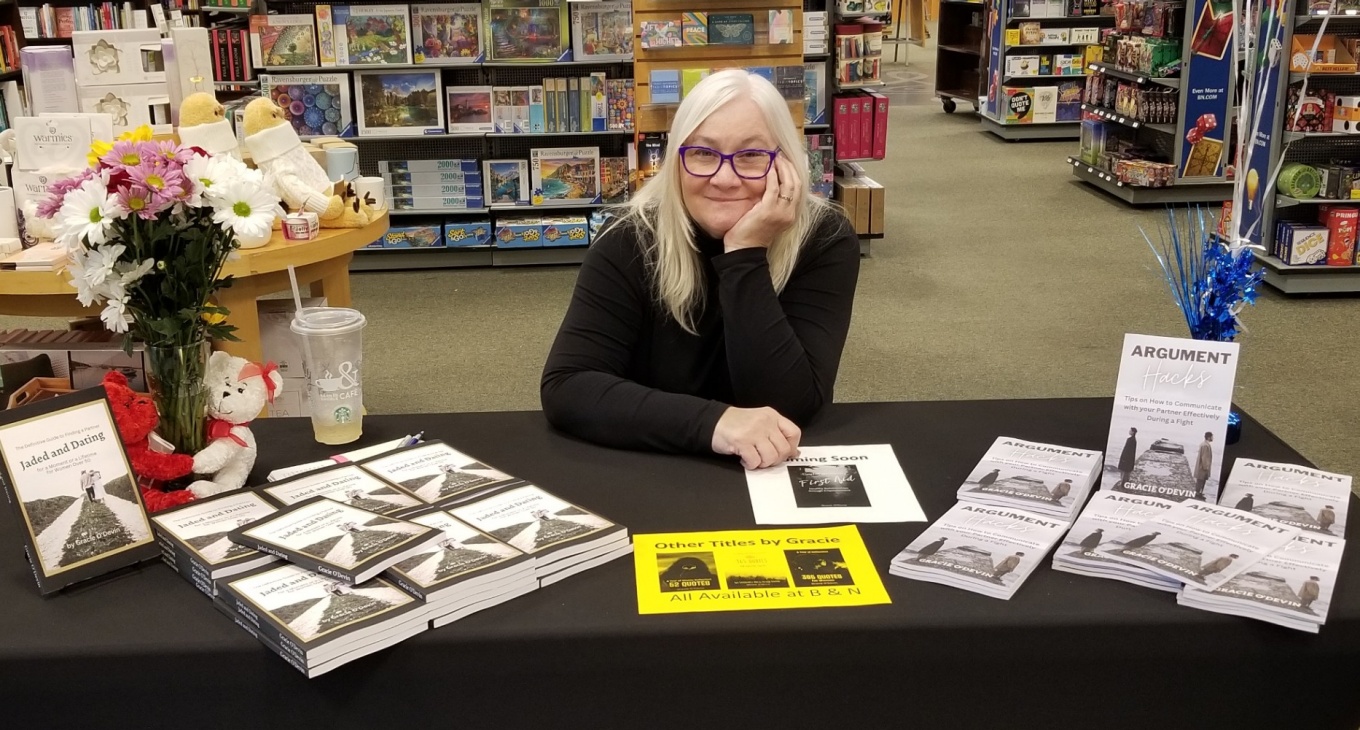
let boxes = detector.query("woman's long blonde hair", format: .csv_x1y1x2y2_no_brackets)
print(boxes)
609,69,833,334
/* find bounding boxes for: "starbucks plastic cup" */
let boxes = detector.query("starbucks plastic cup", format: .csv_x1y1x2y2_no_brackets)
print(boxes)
291,307,367,445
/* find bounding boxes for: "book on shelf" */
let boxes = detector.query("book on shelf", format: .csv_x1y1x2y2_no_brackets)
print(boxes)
151,490,281,598
571,0,632,62
227,496,446,584
1050,491,1182,592
530,145,600,205
260,73,355,137
649,69,680,105
250,14,318,69
484,159,531,205
446,483,631,585
411,3,484,64
639,18,682,50
1178,532,1347,633
216,562,428,678
768,10,794,45
484,0,570,63
636,131,666,183
682,12,707,46
1216,459,1351,537
492,86,514,133
528,84,544,133
355,69,443,136
588,71,607,132
333,4,414,66
258,462,426,518
357,440,521,506
512,85,530,134
315,5,337,66
1101,500,1301,591
889,502,1069,600
955,437,1103,522
708,13,755,46
804,64,827,125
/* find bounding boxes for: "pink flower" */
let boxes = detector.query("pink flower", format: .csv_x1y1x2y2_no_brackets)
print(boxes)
100,140,149,170
117,184,168,220
38,169,98,218
154,140,196,166
126,162,188,205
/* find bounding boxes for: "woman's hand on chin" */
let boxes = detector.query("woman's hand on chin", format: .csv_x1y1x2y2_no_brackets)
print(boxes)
722,154,802,253
711,406,801,469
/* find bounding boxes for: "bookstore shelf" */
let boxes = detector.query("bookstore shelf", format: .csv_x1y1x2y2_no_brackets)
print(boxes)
1085,62,1180,87
351,245,589,271
1066,157,1234,204
1079,103,1174,134
1251,252,1360,294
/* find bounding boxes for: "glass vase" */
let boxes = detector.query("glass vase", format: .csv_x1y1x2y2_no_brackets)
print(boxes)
145,341,209,456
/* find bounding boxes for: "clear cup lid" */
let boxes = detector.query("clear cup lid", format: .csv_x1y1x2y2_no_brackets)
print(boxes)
290,307,367,336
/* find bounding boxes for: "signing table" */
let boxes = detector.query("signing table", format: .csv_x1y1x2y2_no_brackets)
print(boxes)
2,398,1357,730
0,213,389,364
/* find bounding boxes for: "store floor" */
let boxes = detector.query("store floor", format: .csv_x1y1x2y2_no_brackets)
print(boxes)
2,41,1356,489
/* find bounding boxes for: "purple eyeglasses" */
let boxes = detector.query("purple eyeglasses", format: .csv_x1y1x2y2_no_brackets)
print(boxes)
677,146,779,180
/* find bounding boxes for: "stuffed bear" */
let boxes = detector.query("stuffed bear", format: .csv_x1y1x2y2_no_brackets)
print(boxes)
177,92,241,160
102,371,197,513
240,97,371,228
188,351,283,498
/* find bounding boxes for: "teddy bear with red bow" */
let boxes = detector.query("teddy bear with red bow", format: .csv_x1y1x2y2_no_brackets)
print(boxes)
188,351,283,498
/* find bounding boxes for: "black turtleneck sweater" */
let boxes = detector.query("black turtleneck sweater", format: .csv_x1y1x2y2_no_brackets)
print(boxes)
540,212,860,454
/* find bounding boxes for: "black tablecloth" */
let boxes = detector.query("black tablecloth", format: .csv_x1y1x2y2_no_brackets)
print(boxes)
3,398,1357,730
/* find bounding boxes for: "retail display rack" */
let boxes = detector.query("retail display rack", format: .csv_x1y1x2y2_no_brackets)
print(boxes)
934,0,984,113
980,0,1113,140
1237,5,1360,293
1064,0,1236,204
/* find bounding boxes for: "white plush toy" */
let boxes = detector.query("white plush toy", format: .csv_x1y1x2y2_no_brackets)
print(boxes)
188,350,283,498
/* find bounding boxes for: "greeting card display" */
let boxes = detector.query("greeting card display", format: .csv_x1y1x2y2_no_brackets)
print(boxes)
0,389,159,595
355,70,444,136
412,4,484,64
260,73,355,137
334,5,414,66
485,0,570,62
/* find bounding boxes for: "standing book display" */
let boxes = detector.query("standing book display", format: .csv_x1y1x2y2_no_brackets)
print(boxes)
0,389,160,595
411,3,484,64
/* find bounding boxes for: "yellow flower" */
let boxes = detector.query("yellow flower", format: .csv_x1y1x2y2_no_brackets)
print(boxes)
118,125,154,142
88,140,113,167
201,310,227,325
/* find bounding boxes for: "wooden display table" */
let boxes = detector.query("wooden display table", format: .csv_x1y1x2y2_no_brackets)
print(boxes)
0,213,389,364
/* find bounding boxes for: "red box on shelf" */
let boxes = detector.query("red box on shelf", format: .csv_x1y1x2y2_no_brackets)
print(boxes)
867,90,889,160
1324,207,1358,266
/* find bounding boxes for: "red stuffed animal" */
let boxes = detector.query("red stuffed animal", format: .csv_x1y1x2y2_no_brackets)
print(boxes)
102,371,197,513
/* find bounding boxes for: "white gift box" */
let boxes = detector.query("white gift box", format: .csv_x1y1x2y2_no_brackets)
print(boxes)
73,29,166,87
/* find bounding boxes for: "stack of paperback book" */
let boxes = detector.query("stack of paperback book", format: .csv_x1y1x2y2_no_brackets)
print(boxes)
956,437,1103,522
889,502,1069,600
1174,459,1352,632
1050,491,1182,592
151,491,282,598
389,508,537,628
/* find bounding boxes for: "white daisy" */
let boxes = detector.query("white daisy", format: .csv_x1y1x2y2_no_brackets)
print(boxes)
66,251,104,307
100,293,130,333
210,179,282,242
56,179,124,248
81,244,127,288
185,154,249,207
114,258,155,287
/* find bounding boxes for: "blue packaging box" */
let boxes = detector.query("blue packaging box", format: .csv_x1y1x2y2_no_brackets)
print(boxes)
382,223,445,248
494,216,544,248
443,220,494,248
541,215,589,247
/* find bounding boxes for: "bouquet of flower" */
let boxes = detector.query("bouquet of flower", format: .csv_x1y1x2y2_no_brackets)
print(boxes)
36,126,284,453
40,126,283,342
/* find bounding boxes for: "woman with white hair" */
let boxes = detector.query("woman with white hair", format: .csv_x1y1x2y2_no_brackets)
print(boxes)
541,70,860,470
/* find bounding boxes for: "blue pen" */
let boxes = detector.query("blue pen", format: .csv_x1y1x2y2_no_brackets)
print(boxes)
403,431,425,447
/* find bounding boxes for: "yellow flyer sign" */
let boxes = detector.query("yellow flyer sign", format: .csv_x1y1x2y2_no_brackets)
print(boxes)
633,525,891,614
